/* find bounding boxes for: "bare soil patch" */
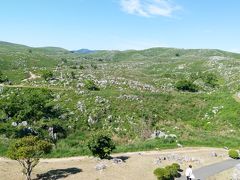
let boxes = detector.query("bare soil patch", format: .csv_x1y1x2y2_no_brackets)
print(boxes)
0,147,229,180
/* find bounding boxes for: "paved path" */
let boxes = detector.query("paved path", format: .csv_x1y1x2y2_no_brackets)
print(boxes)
177,159,240,180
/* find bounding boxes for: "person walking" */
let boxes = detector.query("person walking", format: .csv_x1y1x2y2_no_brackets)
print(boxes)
185,165,195,180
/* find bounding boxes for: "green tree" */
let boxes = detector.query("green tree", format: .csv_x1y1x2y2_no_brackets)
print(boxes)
88,132,115,159
8,136,52,180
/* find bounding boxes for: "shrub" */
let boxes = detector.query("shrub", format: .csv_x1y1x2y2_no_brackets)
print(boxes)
202,73,218,88
171,163,180,171
84,80,99,91
88,132,115,159
176,80,199,92
0,88,64,140
79,65,84,69
165,165,178,178
154,163,181,180
42,70,53,81
91,64,97,69
228,149,239,159
0,71,8,83
163,136,176,144
70,71,76,79
153,168,171,180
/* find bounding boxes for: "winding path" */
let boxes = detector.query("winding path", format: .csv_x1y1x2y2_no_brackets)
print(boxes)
177,159,240,180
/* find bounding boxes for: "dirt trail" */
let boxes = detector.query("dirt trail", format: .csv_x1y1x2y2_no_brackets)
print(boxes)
2,84,69,91
22,72,41,82
0,147,229,180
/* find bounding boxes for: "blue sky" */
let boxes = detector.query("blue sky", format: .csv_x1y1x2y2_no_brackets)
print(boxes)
0,0,240,52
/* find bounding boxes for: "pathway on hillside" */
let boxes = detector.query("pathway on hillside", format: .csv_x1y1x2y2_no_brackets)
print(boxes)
2,84,70,91
177,159,240,180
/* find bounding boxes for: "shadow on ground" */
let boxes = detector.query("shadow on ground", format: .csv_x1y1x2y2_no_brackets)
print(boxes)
114,156,130,162
36,167,82,180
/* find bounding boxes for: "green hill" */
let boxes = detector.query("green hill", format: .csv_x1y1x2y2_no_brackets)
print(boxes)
0,41,240,157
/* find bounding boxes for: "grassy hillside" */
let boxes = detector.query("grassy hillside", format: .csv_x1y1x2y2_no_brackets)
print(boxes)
1,42,240,157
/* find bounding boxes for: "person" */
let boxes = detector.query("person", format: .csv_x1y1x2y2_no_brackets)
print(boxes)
185,165,195,180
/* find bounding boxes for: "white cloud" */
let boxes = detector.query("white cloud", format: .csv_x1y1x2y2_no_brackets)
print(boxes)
120,0,181,17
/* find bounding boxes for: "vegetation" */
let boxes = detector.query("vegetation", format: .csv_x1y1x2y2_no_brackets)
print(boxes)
7,136,52,180
176,80,199,92
84,79,99,91
0,70,8,83
228,149,239,159
0,41,240,157
88,132,115,159
0,88,66,142
42,70,53,81
154,163,181,180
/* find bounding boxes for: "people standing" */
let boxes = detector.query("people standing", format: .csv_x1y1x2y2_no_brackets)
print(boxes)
185,165,195,180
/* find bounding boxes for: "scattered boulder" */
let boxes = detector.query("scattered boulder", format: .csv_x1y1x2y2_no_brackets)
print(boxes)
11,122,17,127
177,143,183,148
112,158,123,164
151,130,166,139
95,163,107,171
211,152,217,157
0,85,4,94
155,158,161,165
224,146,229,150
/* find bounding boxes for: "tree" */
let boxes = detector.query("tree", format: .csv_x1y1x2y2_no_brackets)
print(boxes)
88,132,115,159
8,136,52,180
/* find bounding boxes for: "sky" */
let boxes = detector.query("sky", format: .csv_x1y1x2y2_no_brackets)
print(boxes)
0,0,240,52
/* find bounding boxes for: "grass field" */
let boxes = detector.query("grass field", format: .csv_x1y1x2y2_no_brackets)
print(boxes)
0,41,240,157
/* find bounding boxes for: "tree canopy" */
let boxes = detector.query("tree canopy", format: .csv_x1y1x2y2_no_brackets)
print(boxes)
8,136,52,180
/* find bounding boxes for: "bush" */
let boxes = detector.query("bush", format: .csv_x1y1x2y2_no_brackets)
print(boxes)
165,165,178,178
42,70,53,81
202,73,218,88
154,163,181,180
153,168,172,180
0,71,8,83
176,80,199,92
163,136,176,144
228,149,239,159
84,80,99,91
175,53,180,57
171,163,180,171
88,132,115,159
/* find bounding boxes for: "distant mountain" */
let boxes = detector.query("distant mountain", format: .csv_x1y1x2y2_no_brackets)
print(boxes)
74,49,98,54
